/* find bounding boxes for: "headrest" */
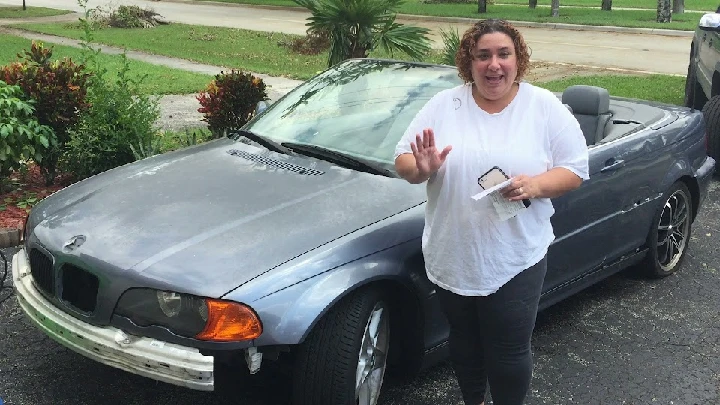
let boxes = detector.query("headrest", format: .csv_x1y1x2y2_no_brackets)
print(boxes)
561,85,610,115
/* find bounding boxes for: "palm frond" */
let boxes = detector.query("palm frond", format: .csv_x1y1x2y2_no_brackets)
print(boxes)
297,0,430,66
439,27,460,66
375,23,431,61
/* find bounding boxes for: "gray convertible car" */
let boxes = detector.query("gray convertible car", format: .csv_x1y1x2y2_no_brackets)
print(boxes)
12,59,716,405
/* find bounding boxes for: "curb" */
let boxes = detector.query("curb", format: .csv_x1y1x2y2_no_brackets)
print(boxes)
0,228,20,249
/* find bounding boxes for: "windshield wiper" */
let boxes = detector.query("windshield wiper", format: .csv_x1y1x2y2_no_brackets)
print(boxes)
281,142,393,177
230,129,294,155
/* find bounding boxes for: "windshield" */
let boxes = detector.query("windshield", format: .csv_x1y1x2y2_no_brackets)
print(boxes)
245,59,462,166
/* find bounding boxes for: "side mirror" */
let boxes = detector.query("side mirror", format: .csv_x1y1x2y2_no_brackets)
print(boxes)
699,13,720,31
255,100,269,116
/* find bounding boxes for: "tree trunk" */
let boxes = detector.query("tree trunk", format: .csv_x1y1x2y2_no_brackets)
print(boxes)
23,0,26,10
529,0,537,8
551,0,560,17
478,0,487,13
601,0,612,11
672,0,684,14
657,0,671,22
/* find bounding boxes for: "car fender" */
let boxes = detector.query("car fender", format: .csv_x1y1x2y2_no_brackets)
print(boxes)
245,241,422,347
658,159,698,208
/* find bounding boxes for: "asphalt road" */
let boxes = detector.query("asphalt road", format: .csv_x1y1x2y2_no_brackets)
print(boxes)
0,177,718,405
0,0,694,75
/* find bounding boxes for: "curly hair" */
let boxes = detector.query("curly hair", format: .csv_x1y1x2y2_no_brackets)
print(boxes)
455,19,531,84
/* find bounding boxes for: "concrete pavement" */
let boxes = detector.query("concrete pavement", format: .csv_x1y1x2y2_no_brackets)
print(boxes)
0,0,696,75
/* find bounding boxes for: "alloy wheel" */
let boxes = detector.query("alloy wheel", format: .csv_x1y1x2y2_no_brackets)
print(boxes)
355,301,389,405
655,189,691,272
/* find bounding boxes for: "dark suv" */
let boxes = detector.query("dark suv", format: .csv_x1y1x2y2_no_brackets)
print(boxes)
686,10,720,165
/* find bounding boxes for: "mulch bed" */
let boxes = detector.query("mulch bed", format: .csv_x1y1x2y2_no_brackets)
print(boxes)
0,164,73,230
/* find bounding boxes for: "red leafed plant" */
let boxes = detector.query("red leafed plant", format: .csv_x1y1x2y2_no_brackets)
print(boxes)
0,41,91,185
197,70,268,138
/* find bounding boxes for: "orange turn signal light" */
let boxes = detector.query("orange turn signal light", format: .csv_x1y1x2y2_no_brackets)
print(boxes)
195,300,263,342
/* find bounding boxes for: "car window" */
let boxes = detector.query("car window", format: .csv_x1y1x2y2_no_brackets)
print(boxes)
245,60,462,164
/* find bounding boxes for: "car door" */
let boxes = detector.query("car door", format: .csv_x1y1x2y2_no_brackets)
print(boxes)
696,25,720,97
544,142,628,293
545,123,673,294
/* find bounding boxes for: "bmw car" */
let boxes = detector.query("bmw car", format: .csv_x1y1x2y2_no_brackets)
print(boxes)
12,59,716,405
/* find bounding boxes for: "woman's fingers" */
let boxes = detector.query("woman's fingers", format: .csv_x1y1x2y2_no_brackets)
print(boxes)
439,145,452,160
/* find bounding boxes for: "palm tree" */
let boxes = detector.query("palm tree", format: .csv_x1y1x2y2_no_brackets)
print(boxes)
657,0,671,22
293,0,431,67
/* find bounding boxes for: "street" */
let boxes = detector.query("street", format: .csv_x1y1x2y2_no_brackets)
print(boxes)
0,177,718,404
0,0,694,75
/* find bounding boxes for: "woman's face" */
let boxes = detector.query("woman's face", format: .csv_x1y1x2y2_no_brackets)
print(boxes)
470,32,519,103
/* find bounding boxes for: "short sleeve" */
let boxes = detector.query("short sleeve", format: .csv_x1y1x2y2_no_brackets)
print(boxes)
547,98,590,180
394,95,438,160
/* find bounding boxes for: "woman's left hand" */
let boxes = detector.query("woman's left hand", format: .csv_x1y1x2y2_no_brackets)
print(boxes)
501,175,539,201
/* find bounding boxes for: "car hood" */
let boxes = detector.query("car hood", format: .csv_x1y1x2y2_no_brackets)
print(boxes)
31,139,424,298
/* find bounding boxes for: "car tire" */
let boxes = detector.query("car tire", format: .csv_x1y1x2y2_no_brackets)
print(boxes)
684,61,707,110
702,95,720,164
641,181,693,278
292,288,390,405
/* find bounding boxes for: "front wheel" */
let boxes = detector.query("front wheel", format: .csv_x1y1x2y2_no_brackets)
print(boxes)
641,182,693,278
702,95,720,166
293,288,390,405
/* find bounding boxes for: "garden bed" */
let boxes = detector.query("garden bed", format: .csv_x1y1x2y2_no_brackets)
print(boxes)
0,164,72,231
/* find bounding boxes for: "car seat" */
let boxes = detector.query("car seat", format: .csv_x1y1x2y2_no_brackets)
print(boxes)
561,85,612,146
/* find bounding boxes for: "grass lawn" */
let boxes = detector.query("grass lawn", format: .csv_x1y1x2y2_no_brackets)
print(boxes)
9,22,445,80
540,74,686,105
197,0,706,30
0,6,73,18
0,34,212,95
5,22,686,104
470,0,716,11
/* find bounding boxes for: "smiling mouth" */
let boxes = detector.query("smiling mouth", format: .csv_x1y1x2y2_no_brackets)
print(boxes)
486,75,504,84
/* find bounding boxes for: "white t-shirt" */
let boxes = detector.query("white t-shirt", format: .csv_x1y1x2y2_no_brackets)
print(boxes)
394,82,589,296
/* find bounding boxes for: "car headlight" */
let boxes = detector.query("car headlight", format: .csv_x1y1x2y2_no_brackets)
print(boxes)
115,288,262,342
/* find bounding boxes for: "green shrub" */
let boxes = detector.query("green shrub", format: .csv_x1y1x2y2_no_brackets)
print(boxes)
0,41,91,185
62,54,160,179
197,70,268,138
0,80,56,193
439,27,460,67
61,1,160,180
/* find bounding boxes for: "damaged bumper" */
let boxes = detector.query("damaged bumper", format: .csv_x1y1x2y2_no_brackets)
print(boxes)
11,248,215,391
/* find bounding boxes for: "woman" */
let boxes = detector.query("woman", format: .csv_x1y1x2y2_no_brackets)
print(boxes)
394,19,589,405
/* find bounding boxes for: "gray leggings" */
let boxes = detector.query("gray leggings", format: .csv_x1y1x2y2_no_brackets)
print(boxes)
435,257,547,405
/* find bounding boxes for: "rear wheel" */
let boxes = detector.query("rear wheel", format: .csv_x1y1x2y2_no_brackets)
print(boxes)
641,182,693,278
293,288,390,405
702,95,720,165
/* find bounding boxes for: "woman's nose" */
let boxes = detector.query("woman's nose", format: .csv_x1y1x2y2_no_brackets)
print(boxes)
488,55,501,69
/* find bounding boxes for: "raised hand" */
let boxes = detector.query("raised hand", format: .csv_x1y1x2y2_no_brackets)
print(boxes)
410,128,452,178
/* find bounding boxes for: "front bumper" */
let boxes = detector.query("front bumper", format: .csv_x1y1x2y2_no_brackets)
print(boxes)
11,248,215,391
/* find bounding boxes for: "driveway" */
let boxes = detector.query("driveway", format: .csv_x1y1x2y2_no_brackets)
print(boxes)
0,178,718,405
0,0,694,75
